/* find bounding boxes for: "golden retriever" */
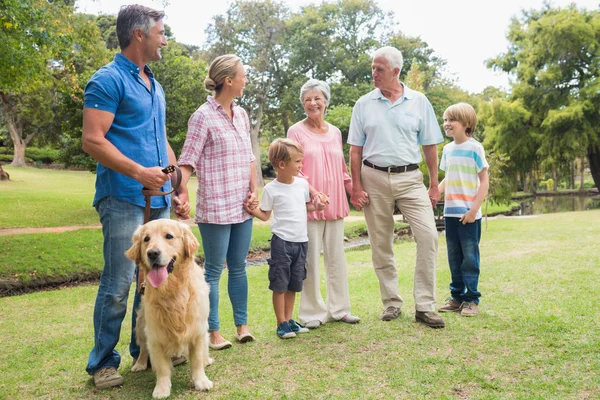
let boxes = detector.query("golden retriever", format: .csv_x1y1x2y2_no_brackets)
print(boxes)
125,219,213,398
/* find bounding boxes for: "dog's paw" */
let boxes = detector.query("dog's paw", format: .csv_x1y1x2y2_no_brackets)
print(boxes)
193,377,213,391
131,362,148,372
152,384,171,399
206,357,215,366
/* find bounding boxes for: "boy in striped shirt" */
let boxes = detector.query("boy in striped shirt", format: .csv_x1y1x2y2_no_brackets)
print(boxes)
438,103,489,317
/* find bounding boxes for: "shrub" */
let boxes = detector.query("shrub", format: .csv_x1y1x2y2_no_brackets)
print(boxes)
25,147,60,164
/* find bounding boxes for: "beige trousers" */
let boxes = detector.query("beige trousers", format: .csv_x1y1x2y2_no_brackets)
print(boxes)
299,219,351,324
361,166,438,312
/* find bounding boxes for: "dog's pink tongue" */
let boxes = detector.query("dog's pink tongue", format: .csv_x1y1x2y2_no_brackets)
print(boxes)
147,266,168,288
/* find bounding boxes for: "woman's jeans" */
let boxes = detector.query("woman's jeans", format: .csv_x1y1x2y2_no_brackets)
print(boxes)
198,219,253,331
86,197,169,375
444,217,482,304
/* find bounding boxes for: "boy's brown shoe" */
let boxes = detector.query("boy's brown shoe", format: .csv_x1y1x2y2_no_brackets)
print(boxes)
93,367,123,389
461,302,478,317
415,311,445,328
438,298,463,313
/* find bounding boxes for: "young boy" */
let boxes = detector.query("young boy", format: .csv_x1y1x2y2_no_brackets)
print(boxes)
245,138,325,338
438,103,489,317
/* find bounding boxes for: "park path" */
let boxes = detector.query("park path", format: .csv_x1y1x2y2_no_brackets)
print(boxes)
0,215,388,236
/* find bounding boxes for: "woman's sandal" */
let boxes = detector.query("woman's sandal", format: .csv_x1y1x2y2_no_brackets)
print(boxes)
234,332,256,343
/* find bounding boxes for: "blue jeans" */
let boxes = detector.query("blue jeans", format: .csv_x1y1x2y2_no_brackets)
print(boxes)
444,217,482,304
86,197,169,375
198,219,253,331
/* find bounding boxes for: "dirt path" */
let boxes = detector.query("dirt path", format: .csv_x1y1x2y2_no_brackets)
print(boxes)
0,215,405,236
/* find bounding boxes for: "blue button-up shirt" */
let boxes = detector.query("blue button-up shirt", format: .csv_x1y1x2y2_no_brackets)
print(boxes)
348,84,443,166
84,53,170,208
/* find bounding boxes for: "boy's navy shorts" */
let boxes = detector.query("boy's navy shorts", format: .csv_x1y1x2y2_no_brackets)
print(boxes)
267,234,307,293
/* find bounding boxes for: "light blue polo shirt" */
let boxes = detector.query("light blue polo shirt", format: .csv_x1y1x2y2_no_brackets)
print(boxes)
348,84,443,166
84,53,171,208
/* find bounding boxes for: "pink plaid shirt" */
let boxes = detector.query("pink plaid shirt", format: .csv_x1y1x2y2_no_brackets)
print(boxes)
179,96,255,224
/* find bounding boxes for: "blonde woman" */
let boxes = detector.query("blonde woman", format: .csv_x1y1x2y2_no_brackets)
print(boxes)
178,55,257,349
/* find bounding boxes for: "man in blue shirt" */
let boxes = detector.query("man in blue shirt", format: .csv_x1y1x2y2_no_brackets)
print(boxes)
348,46,445,329
82,4,188,389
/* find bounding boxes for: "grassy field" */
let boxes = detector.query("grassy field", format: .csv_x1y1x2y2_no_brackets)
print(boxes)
0,211,598,399
0,166,517,229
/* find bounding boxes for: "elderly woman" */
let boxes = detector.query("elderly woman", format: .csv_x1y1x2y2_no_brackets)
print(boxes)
178,54,257,349
287,79,360,329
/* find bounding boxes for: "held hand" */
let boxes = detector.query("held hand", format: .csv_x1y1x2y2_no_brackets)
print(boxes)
350,190,369,211
317,192,330,205
138,166,170,190
243,202,257,216
428,185,441,208
172,192,190,220
314,196,326,211
244,190,259,210
459,210,477,224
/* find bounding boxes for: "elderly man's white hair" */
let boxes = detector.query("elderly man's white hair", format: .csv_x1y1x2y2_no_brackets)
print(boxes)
372,46,404,77
299,79,330,106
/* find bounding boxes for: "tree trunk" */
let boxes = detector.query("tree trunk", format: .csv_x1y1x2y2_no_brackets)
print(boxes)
579,157,585,192
570,160,575,189
529,171,535,194
588,145,600,191
1,93,34,167
552,169,558,192
522,173,528,193
250,100,265,188
0,165,10,181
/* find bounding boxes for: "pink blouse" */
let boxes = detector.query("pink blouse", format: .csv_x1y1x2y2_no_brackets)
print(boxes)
287,121,352,221
179,96,255,224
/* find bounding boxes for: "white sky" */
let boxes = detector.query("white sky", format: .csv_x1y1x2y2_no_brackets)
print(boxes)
74,0,599,94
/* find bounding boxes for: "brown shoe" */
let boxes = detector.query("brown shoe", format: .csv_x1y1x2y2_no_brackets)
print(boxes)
415,311,445,328
93,367,124,389
380,306,401,321
438,298,462,313
461,302,479,317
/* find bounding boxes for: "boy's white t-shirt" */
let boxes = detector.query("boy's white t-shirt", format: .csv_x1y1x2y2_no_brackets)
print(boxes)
260,177,310,242
440,138,489,219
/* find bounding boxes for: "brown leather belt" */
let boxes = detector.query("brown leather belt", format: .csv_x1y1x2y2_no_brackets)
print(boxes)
137,165,182,293
363,160,418,173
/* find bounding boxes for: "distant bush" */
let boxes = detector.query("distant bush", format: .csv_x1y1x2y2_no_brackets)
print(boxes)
26,147,60,164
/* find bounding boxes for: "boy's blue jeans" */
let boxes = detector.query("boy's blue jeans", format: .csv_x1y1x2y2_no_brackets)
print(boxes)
198,219,253,332
86,197,169,375
444,217,482,304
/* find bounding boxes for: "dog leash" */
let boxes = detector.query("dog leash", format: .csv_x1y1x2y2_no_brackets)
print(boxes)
137,165,182,293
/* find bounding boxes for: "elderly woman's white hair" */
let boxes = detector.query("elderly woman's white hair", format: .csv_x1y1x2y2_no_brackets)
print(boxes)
299,79,330,106
372,46,404,77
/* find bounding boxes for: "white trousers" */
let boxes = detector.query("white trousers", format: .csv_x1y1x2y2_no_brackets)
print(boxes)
361,166,438,312
299,219,352,324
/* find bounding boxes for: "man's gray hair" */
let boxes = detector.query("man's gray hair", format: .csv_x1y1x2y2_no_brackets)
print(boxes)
299,79,331,106
116,4,165,50
372,46,404,77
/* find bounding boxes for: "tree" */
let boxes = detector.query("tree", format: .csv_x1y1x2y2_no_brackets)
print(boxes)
487,5,600,189
0,0,94,166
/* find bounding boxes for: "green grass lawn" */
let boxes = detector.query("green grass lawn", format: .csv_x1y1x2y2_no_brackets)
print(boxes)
1,167,518,229
0,211,598,399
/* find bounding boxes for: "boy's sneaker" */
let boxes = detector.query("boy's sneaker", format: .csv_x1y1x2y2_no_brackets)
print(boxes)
438,298,463,313
276,321,296,339
93,367,123,389
289,319,309,334
461,302,478,317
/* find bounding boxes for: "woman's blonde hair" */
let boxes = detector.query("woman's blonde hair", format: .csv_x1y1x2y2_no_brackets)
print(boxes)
204,54,242,93
268,138,303,168
443,102,478,136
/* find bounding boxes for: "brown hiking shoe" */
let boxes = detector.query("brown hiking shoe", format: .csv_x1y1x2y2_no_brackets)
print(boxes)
438,298,463,313
415,311,445,328
461,302,479,317
93,367,124,389
380,306,401,321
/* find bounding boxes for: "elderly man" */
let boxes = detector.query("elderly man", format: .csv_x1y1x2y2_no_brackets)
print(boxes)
348,46,444,328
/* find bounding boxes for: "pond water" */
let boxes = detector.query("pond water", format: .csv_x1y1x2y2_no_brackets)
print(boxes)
517,194,600,215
